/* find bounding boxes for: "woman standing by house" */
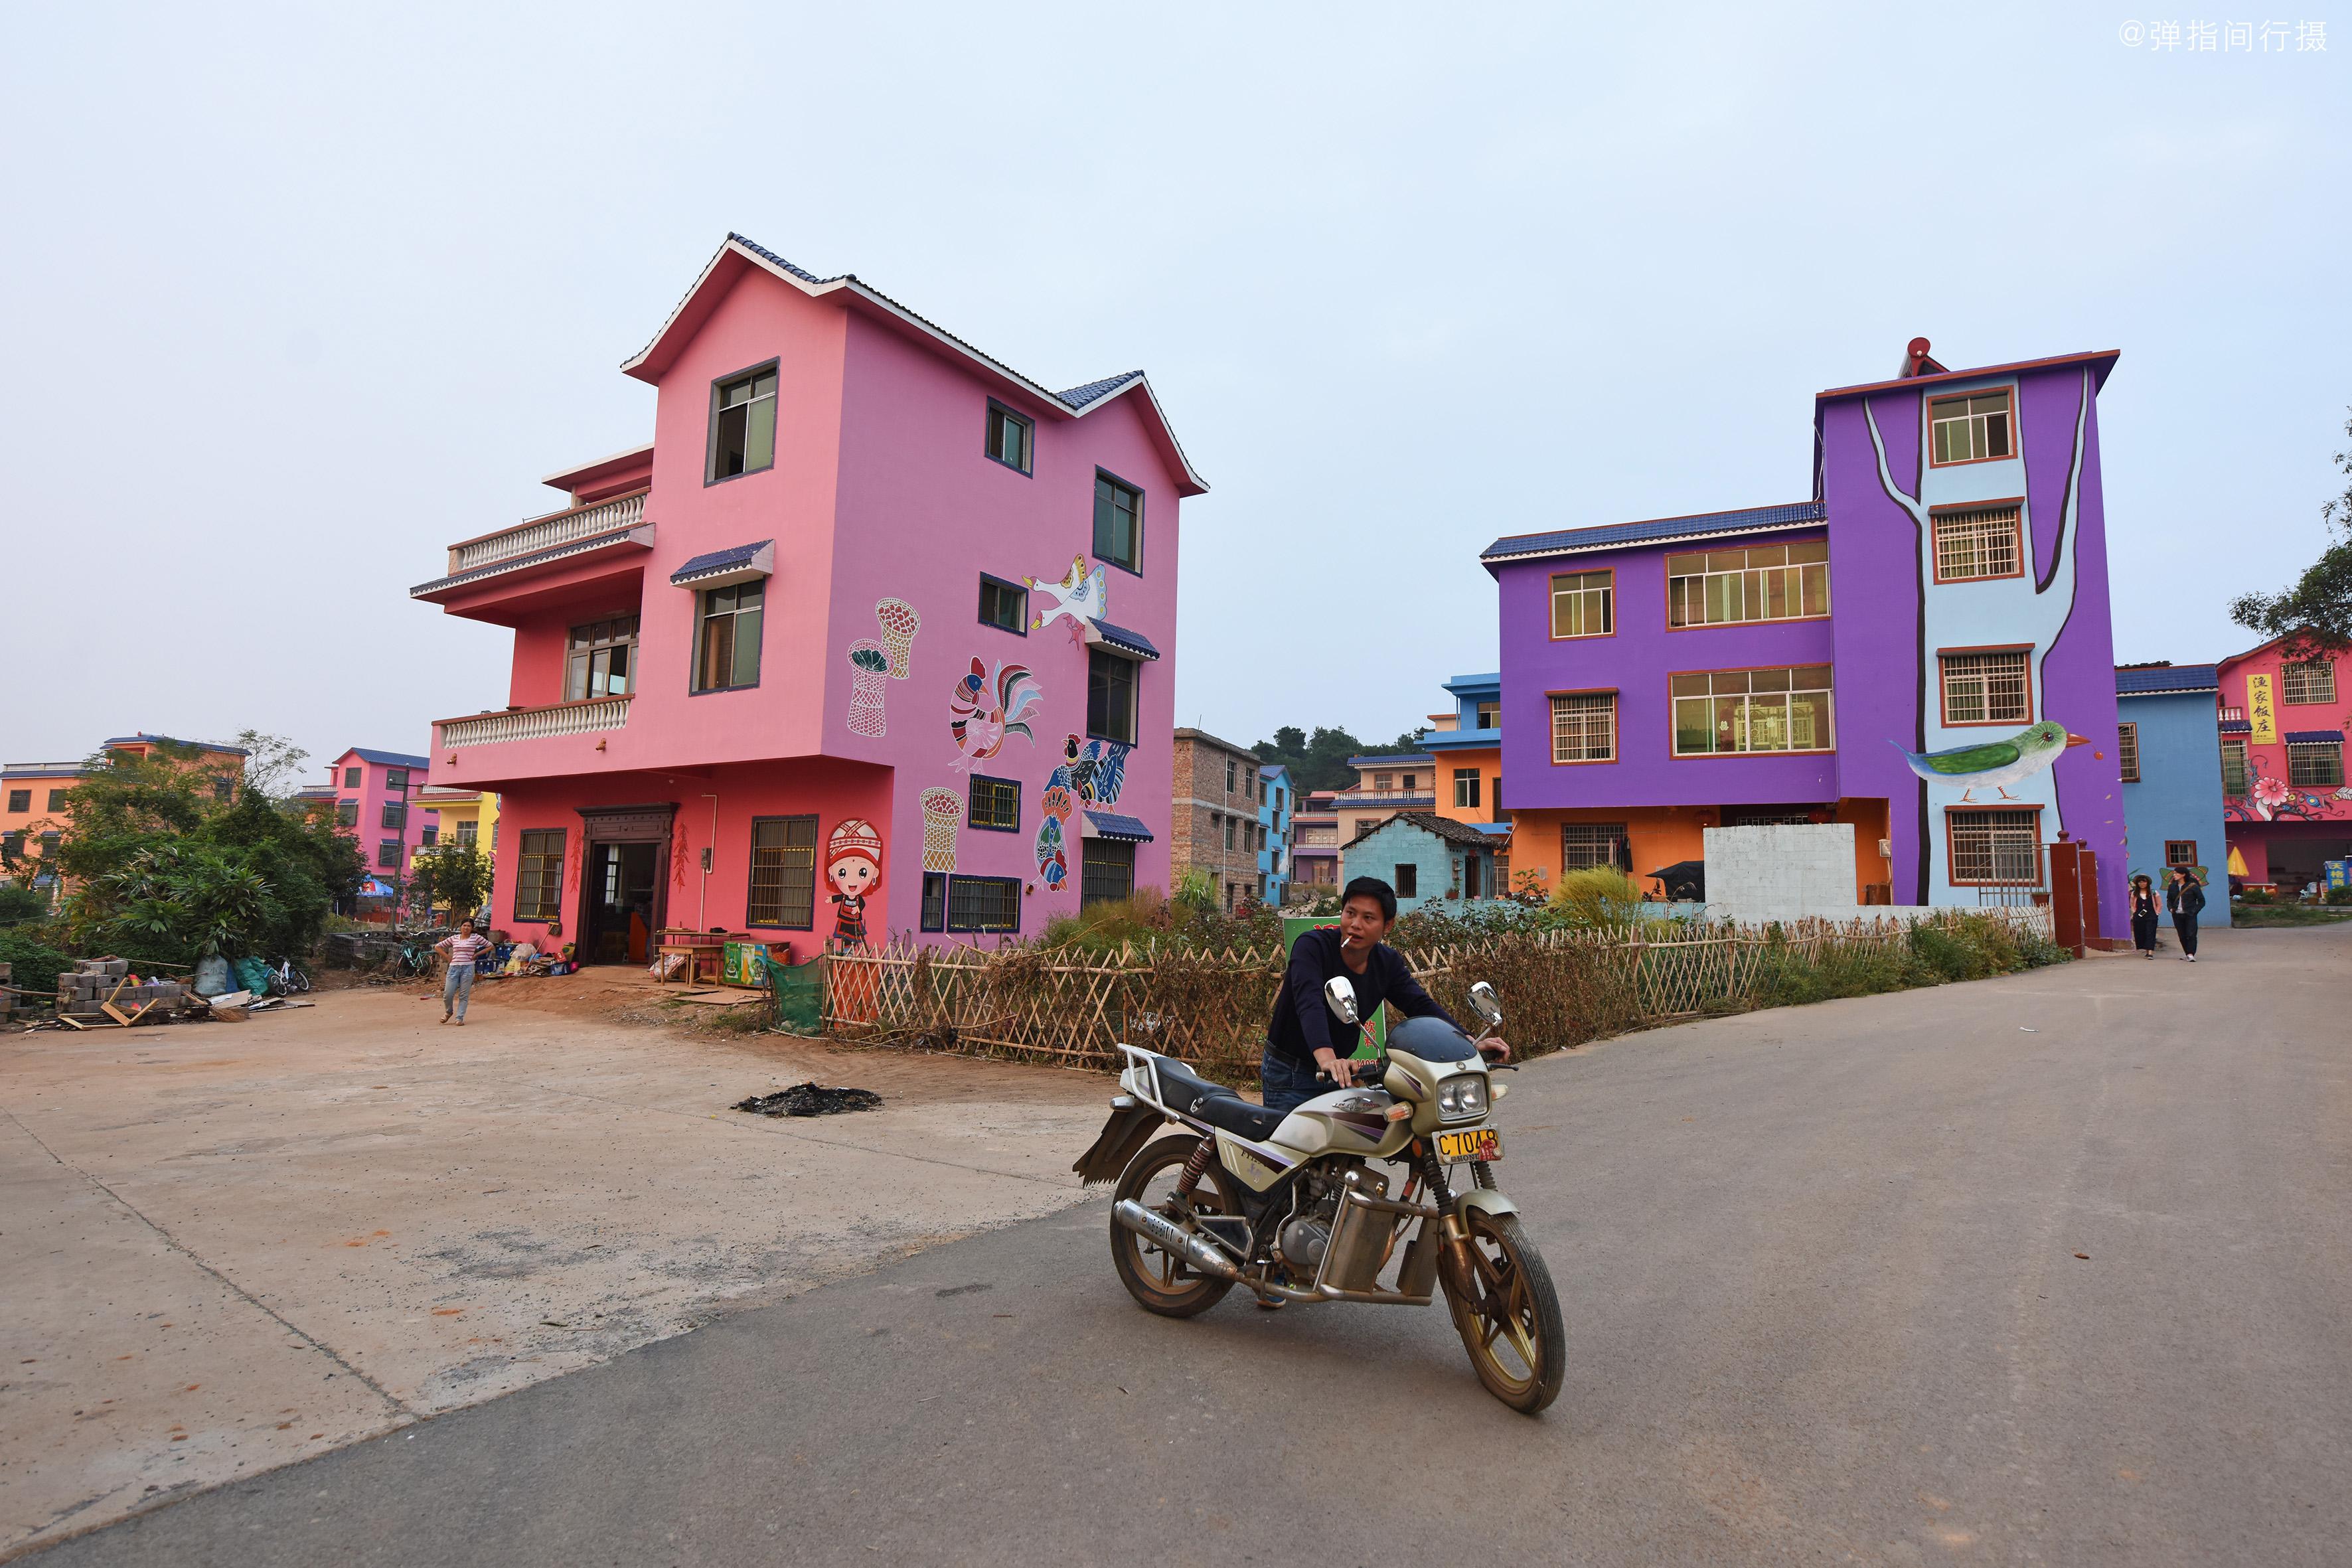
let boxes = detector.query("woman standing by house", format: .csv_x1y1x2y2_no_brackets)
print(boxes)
2128,874,2161,959
435,919,491,1023
2165,866,2205,963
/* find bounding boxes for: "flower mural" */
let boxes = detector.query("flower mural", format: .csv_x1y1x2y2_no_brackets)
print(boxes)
2223,755,2349,823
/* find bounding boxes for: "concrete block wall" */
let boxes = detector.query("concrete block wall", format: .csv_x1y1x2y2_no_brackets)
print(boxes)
1703,823,1858,923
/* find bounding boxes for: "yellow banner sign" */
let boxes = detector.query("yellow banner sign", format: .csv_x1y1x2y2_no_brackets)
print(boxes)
2246,672,2278,745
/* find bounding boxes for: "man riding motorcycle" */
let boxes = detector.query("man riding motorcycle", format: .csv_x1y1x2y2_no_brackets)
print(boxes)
1264,876,1510,1115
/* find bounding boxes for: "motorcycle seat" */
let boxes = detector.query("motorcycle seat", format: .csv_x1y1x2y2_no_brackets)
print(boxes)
1150,1057,1288,1142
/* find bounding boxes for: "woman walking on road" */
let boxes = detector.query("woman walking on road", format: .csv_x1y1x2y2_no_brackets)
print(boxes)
435,919,491,1023
2128,873,2161,959
2165,866,2205,963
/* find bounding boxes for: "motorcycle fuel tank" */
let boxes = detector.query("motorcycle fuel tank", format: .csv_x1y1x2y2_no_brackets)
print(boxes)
1269,1088,1393,1160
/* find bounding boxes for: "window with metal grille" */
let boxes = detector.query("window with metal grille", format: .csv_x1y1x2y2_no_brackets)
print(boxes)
2117,722,2140,782
1947,809,2041,886
1931,507,2022,582
2165,840,2199,868
947,874,1022,932
2221,738,2249,797
747,815,818,928
336,801,358,826
1671,666,1835,755
1665,540,1830,627
1550,692,1617,763
378,840,401,869
1940,650,2031,725
381,801,407,829
1929,389,2013,465
1722,808,1816,825
420,826,439,848
920,872,947,932
1561,823,1626,872
344,767,361,788
386,769,409,791
566,615,639,701
515,829,565,921
1393,863,1418,898
2280,660,2338,705
8,789,33,813
456,819,478,847
1549,570,1614,638
46,789,68,811
2288,742,2344,788
968,775,1020,832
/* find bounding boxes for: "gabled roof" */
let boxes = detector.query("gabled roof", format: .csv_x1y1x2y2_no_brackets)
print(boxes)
2116,664,2219,695
1355,811,1498,850
1815,348,2120,404
1482,501,1826,568
622,235,1207,495
339,747,431,769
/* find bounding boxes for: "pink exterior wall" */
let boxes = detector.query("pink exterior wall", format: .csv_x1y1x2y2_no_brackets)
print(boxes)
428,244,1194,950
325,749,433,882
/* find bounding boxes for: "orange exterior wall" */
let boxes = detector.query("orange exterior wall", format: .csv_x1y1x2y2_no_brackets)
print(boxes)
1431,747,1504,826
1506,797,1892,900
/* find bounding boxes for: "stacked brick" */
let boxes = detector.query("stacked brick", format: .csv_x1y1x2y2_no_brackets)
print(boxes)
54,958,189,1021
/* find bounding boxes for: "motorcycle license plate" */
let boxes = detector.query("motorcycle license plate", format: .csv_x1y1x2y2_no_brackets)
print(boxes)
1436,1128,1502,1162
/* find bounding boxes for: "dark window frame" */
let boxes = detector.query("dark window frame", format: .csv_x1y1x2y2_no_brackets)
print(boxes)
566,615,641,702
2287,740,2345,789
692,580,765,694
5,789,27,813
983,398,1035,477
1092,468,1145,576
2164,839,2200,868
705,359,779,485
945,874,1022,933
745,814,819,930
381,801,407,830
514,828,566,922
46,789,68,811
377,839,402,870
921,872,947,932
2116,722,2140,783
968,774,1021,832
344,767,362,788
1081,838,1136,907
1926,384,2019,468
977,573,1030,637
335,801,358,827
1453,767,1482,809
1944,806,2044,888
1087,646,1140,745
1394,862,1419,898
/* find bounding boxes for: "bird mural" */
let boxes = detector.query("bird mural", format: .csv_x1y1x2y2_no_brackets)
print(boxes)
1026,555,1109,642
1890,720,2086,802
1048,734,1129,806
947,658,1042,770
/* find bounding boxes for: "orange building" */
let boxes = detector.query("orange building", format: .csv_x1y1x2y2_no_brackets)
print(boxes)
2,735,248,902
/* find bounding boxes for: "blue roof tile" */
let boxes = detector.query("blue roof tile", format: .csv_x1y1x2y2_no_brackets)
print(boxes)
1482,501,1826,564
1089,620,1160,661
349,748,430,769
2219,719,2251,734
1058,372,1145,409
2285,730,2346,744
1083,810,1154,842
670,540,773,586
2114,664,2219,694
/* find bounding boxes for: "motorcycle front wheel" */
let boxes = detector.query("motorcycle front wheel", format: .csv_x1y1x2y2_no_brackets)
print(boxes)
1441,1210,1566,1414
1109,1134,1240,1318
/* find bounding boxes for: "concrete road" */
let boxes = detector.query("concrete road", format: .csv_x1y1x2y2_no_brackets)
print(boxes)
29,925,2352,1567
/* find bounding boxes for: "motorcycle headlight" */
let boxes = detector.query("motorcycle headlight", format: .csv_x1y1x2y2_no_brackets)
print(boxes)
1436,1076,1488,1120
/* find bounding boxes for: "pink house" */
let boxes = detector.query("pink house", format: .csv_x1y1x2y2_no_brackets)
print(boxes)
412,235,1204,961
312,747,433,902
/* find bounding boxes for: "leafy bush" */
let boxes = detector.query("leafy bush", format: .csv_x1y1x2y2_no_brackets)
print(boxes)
0,927,74,998
1545,867,1647,928
0,885,48,927
2327,886,2352,907
2236,888,2274,904
1040,887,1281,955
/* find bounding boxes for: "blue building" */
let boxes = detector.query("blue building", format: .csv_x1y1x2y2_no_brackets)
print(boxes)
1341,811,1505,914
1258,763,1291,907
2116,662,2231,926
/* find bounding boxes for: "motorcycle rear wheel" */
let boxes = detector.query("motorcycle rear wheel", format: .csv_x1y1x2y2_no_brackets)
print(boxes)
1110,1134,1240,1318
1441,1211,1566,1415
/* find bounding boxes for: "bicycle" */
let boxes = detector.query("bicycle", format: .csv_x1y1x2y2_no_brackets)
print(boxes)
266,958,311,996
392,933,437,979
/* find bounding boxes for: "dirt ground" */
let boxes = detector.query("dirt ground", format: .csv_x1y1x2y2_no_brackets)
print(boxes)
0,972,1115,1557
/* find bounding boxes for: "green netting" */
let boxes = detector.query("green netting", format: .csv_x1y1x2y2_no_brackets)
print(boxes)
762,955,825,1033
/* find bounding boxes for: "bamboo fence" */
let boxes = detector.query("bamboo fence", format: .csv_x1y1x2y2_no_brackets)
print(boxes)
818,905,2054,1079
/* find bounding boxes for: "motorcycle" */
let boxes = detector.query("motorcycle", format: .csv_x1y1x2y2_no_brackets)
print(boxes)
1075,978,1565,1414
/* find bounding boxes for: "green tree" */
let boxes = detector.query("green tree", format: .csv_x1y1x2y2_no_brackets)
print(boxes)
410,842,493,925
2229,407,2352,655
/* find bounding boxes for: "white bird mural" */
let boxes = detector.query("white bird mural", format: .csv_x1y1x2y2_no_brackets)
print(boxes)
1027,556,1108,641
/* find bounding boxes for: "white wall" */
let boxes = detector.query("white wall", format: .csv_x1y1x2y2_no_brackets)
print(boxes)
1704,824,1857,923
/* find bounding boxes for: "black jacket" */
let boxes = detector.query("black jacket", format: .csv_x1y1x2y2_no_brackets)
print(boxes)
2166,878,2206,916
1266,925,1458,1066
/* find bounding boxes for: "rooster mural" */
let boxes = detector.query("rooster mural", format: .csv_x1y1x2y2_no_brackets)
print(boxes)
1048,733,1129,806
947,658,1042,770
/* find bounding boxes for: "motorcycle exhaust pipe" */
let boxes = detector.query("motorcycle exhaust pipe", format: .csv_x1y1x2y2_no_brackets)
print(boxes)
1112,1200,1241,1281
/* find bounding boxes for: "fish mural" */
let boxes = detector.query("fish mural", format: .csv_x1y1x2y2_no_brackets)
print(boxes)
948,658,1042,770
1026,556,1109,641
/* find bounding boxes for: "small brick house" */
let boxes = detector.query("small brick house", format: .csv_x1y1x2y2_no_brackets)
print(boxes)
1171,728,1266,909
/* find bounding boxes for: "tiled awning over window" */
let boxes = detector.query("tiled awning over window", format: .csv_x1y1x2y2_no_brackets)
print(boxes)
670,540,774,589
1081,811,1154,842
2285,730,2347,744
2218,719,2251,733
1085,620,1160,661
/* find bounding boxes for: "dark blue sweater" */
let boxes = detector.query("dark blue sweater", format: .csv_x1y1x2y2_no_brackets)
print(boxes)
1266,925,1458,1065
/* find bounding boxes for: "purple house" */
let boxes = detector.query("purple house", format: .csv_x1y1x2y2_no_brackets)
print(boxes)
1485,339,2127,928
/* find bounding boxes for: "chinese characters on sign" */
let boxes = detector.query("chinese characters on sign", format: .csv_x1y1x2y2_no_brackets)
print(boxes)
2246,673,2278,744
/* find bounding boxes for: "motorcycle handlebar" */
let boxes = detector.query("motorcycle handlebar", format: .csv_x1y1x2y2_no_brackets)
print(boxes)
1316,1056,1386,1085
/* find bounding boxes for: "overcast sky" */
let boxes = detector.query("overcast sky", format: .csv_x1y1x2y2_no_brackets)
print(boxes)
3,5,2344,776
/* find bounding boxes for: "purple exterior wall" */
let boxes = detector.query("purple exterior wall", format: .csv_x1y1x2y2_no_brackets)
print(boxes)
1496,349,2128,931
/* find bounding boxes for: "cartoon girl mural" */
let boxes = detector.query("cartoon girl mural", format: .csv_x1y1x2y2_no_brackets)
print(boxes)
826,818,883,949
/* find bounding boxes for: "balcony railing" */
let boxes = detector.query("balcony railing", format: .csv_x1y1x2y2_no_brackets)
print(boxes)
437,696,631,751
447,491,648,576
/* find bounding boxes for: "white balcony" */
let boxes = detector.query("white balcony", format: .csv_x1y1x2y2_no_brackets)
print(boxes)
413,491,654,603
437,696,631,751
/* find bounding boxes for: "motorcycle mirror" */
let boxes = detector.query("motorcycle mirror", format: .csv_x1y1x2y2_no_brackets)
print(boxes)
1468,980,1503,1026
1323,975,1360,1025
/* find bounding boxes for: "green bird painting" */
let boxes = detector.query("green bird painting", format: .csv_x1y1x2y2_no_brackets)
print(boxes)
1891,720,2088,802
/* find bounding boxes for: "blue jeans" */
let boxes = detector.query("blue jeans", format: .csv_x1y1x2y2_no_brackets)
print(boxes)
443,963,475,1019
1260,1046,1324,1115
